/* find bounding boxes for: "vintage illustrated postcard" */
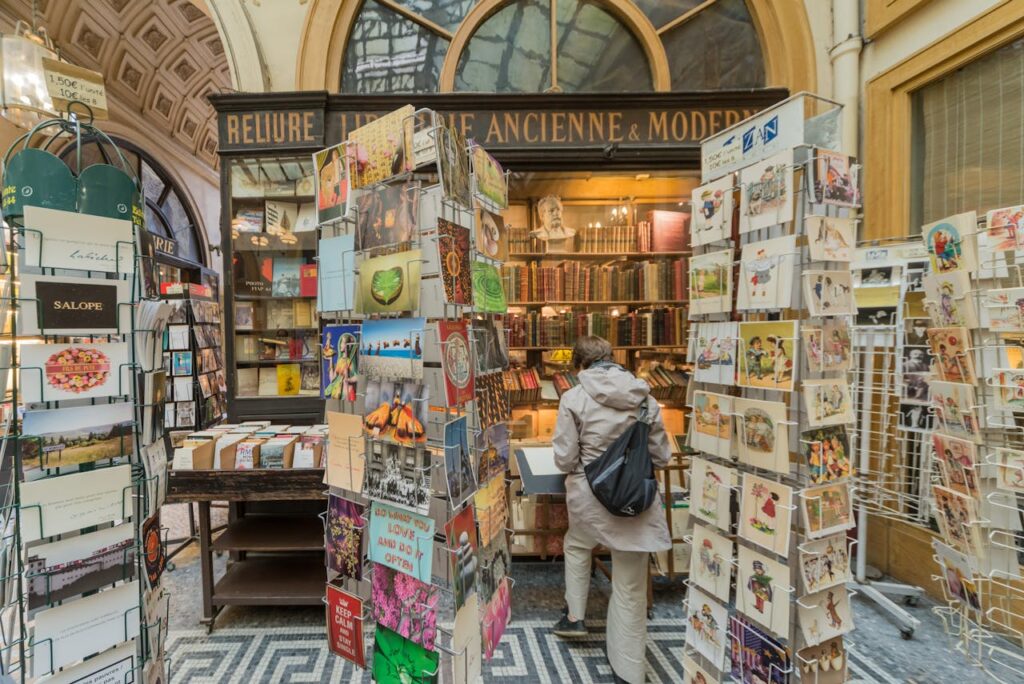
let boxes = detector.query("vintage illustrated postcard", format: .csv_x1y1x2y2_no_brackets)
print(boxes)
995,446,1024,492
927,327,976,384
802,318,851,373
690,523,734,603
736,544,792,638
730,616,792,684
799,533,851,594
797,587,854,646
689,248,734,315
740,149,794,233
683,653,721,684
734,397,790,475
691,174,734,247
685,588,729,671
932,540,982,617
930,381,981,442
801,482,855,539
923,211,979,274
363,440,431,513
923,270,978,329
693,321,738,385
737,235,797,311
690,457,736,532
803,379,855,427
806,215,854,262
932,432,980,498
797,637,848,684
992,367,1024,411
803,269,856,316
933,485,985,559
982,287,1024,332
737,320,798,392
812,149,860,206
691,391,733,458
800,426,853,484
739,473,793,557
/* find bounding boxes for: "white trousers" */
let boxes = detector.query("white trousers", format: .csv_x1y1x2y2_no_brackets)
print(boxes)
563,526,649,684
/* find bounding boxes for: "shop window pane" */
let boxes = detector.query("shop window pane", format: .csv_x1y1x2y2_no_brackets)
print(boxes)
912,39,1024,233
661,0,764,90
163,192,200,262
342,0,448,93
393,0,476,33
145,203,171,238
555,0,652,92
455,0,552,93
141,161,165,204
632,0,705,29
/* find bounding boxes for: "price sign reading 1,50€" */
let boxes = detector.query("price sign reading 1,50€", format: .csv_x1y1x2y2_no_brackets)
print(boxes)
41,58,108,119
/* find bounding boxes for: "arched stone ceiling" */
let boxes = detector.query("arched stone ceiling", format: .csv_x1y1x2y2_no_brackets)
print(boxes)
2,0,231,168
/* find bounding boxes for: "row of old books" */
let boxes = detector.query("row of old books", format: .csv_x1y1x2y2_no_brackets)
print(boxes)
503,367,543,403
507,308,687,348
637,362,688,401
551,371,579,397
506,210,689,254
503,259,685,303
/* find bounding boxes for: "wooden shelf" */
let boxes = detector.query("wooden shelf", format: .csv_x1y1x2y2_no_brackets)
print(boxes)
509,344,685,351
509,299,687,306
509,251,687,259
213,515,324,552
167,469,327,502
213,555,325,606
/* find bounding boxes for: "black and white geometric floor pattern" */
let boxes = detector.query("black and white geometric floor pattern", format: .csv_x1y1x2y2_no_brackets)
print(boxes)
167,620,897,683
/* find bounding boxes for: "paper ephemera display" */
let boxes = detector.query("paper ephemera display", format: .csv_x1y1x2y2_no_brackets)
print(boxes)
802,319,852,373
22,206,134,274
690,523,733,602
691,174,734,247
797,587,854,646
739,473,793,557
933,484,986,558
806,215,854,262
930,380,981,442
801,482,855,539
737,234,797,310
799,533,852,593
693,321,738,385
736,544,791,638
923,211,979,275
995,447,1024,492
924,270,978,329
691,391,733,458
734,396,790,475
740,149,794,233
685,587,729,671
803,379,855,427
803,269,856,316
932,432,979,498
812,149,860,206
20,343,130,403
737,320,797,392
933,539,982,616
690,457,735,531
689,249,734,315
927,326,977,385
348,105,414,188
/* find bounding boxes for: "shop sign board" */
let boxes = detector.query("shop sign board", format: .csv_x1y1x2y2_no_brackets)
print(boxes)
218,109,325,151
41,58,107,119
700,95,807,182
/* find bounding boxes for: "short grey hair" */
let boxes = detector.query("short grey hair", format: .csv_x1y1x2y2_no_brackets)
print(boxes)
572,335,613,369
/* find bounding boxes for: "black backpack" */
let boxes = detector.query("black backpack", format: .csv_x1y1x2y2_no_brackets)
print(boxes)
584,400,658,517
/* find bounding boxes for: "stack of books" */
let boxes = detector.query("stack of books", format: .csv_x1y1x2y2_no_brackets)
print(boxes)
502,367,542,403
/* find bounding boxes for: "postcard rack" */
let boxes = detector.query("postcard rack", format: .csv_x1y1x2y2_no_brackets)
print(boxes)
316,106,513,679
683,94,862,682
0,112,171,682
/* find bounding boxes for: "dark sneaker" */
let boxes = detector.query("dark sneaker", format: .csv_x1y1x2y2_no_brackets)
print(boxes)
552,614,587,637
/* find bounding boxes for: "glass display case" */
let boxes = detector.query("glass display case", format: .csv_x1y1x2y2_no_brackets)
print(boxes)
223,155,323,422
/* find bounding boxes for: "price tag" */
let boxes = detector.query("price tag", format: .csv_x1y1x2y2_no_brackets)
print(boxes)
41,58,108,119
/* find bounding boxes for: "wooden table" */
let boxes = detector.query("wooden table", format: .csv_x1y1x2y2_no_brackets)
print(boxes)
166,469,327,631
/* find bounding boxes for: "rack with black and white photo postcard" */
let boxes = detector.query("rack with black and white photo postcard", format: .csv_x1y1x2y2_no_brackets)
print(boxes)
0,115,171,683
683,93,862,684
317,106,512,683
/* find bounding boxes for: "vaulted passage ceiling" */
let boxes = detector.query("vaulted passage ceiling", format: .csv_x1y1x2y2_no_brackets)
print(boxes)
2,0,231,168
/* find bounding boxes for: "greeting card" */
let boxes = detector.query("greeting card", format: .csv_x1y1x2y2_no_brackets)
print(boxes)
683,654,720,684
737,320,797,392
739,474,793,557
735,397,790,475
21,402,134,472
995,446,1024,492
693,321,738,385
20,343,131,403
444,417,477,507
691,174,734,247
477,422,510,485
482,578,511,662
797,637,847,684
685,588,729,670
927,326,976,384
802,318,851,373
438,218,473,305
799,533,851,594
321,323,361,401
800,426,852,484
802,379,855,427
812,149,860,206
930,381,980,443
689,248,734,315
932,539,982,615
690,457,736,531
326,494,364,580
318,234,357,312
690,523,733,602
475,208,508,261
691,391,733,458
439,320,475,406
472,143,508,208
803,270,856,316
372,625,440,684
326,583,366,666
445,506,480,610
359,317,425,381
737,235,797,310
923,211,978,274
933,434,980,497
801,482,854,539
729,617,791,684
372,566,438,651
22,206,134,274
806,215,854,262
471,260,507,313
314,142,350,224
739,149,794,233
368,502,435,583
933,485,985,558
439,125,472,207
356,180,419,250
358,250,422,315
924,271,978,328
364,440,431,513
797,587,853,646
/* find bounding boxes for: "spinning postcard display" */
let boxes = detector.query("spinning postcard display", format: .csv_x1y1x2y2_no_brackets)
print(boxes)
1,119,172,683
684,95,859,683
316,107,512,682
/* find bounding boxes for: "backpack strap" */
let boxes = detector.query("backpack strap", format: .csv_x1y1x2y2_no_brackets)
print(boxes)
636,398,653,425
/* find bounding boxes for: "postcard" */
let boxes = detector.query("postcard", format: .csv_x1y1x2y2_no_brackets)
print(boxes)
171,351,193,377
740,149,794,233
736,545,792,639
477,533,511,606
314,142,350,224
691,391,733,458
932,540,982,615
36,639,136,684
438,218,473,305
20,343,130,404
739,473,793,557
995,447,1024,492
693,321,738,385
318,234,357,312
737,320,797,392
21,402,133,472
372,565,438,652
801,482,855,539
806,215,854,262
472,318,509,374
737,235,797,310
270,257,303,298
802,319,852,373
482,578,510,662
803,379,854,427
20,465,132,543
804,270,856,316
364,380,429,449
364,441,431,513
730,615,791,684
799,533,851,594
356,180,420,250
933,432,979,499
690,457,735,531
991,367,1024,412
359,250,422,315
265,200,299,233
927,327,976,384
933,484,985,558
348,105,414,188
22,206,134,274
984,204,1024,251
800,426,852,484
472,143,507,208
440,124,472,207
691,174,734,247
326,494,364,580
325,411,366,492
685,587,729,670
474,370,510,430
444,417,477,507
477,422,510,485
924,271,978,328
369,501,435,583
797,636,847,684
734,397,790,475
797,587,853,646
359,317,425,381
439,320,475,406
689,248,734,315
445,505,480,610
321,324,361,401
683,653,720,684
276,363,301,395
690,523,733,602
475,208,508,261
982,286,1024,333
813,149,860,206
326,582,366,667
930,381,980,442
471,260,507,313
32,580,140,675
26,523,134,610
373,624,440,684
18,273,131,336
923,211,979,274
142,511,165,590
474,476,507,545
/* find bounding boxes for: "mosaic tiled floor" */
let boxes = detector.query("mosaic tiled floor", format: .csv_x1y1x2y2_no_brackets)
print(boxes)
167,620,903,683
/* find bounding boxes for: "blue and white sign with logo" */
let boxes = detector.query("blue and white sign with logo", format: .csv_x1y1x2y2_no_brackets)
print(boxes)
701,96,807,183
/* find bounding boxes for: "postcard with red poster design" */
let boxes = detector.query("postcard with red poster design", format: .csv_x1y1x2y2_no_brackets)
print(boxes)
326,582,366,667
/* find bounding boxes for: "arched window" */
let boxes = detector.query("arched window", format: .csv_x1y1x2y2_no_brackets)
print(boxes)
339,0,764,94
59,136,206,265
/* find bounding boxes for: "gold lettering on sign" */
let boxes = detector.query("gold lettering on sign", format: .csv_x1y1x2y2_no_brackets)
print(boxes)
304,112,315,140
608,112,622,142
226,115,240,145
648,112,667,141
551,112,566,143
53,301,104,311
523,112,540,143
486,114,505,144
568,112,584,141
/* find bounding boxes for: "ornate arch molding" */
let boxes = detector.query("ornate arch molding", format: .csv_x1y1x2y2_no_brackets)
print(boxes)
206,0,271,91
295,0,817,94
